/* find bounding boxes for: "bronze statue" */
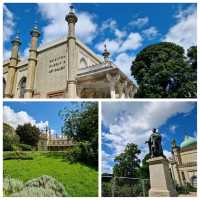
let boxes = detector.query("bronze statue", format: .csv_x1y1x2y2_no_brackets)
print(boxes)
145,128,164,158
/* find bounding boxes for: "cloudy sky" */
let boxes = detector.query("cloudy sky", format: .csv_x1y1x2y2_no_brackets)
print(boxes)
102,102,197,173
3,3,197,82
3,102,82,135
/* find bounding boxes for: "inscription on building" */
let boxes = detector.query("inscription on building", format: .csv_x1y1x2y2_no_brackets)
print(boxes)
48,55,66,73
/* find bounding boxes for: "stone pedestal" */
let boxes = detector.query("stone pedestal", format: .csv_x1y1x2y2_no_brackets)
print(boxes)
147,156,177,197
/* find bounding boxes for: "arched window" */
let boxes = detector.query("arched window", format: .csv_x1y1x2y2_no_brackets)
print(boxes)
19,77,26,98
3,78,6,97
80,57,87,68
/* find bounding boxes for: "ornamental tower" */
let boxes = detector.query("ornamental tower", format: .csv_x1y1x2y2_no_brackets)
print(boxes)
65,5,78,98
25,23,40,98
5,33,21,98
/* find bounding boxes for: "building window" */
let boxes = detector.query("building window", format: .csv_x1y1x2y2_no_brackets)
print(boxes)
19,77,26,98
191,176,197,188
80,57,87,68
3,78,6,97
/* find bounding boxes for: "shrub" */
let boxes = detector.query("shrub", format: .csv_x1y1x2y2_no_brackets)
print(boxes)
65,142,97,168
11,187,58,197
3,177,24,196
3,125,20,151
25,175,68,197
3,151,33,160
4,175,69,197
17,144,32,151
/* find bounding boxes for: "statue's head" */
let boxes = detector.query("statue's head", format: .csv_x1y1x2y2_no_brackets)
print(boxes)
152,128,157,133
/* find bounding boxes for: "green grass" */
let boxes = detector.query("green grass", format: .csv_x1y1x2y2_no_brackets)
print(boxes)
4,151,98,197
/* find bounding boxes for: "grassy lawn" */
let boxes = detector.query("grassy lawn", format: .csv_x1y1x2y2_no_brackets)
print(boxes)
3,151,98,197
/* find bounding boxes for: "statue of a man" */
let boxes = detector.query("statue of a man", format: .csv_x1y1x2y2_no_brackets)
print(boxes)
145,128,164,158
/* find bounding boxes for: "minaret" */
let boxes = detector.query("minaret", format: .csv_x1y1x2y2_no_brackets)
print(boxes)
102,44,110,62
25,23,40,98
5,33,21,98
65,5,78,98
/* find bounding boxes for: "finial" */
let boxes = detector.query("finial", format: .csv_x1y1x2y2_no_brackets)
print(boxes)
12,31,21,45
33,20,38,30
102,43,110,62
70,4,74,13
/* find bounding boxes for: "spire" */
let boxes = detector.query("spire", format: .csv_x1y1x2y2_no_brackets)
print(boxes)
65,4,78,25
12,31,21,45
102,44,110,62
31,21,40,37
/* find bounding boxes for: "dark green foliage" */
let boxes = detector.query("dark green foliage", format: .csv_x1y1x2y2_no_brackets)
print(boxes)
65,142,97,168
102,177,150,197
138,154,150,179
16,144,33,151
3,123,20,151
131,42,197,98
113,143,141,178
60,102,98,167
3,151,33,160
16,123,40,147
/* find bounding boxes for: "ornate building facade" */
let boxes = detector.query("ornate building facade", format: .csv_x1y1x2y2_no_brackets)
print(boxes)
169,135,197,188
3,6,137,99
38,127,74,151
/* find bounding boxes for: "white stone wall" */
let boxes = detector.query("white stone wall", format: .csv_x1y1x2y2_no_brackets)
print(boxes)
34,42,68,98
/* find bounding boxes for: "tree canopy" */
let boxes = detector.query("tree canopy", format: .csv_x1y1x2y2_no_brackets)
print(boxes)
113,143,141,178
131,42,197,98
60,102,98,167
16,123,40,147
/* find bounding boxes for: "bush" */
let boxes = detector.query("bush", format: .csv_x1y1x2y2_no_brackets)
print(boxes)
3,130,20,151
25,175,68,196
17,144,33,151
4,175,69,197
11,187,57,197
3,151,33,160
65,142,97,167
3,177,24,196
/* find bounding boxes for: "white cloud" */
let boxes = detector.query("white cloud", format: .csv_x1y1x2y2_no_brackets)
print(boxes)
100,18,126,39
3,49,11,60
163,5,196,50
95,39,120,54
169,125,177,133
3,106,49,131
142,26,158,40
114,53,137,86
119,32,142,52
37,3,97,44
3,5,15,42
102,102,194,167
129,17,149,29
163,149,172,159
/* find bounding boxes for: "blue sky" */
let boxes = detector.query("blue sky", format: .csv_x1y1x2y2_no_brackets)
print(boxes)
3,102,84,134
3,3,197,81
102,102,197,173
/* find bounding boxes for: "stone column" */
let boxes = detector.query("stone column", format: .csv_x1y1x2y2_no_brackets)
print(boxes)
124,81,131,98
117,82,125,98
106,73,120,98
5,34,21,98
65,5,78,98
25,24,40,98
147,156,177,197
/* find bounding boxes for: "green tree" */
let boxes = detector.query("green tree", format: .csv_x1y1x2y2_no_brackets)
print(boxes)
16,123,40,147
113,143,141,177
60,102,98,167
138,154,150,179
131,42,197,98
3,123,19,151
